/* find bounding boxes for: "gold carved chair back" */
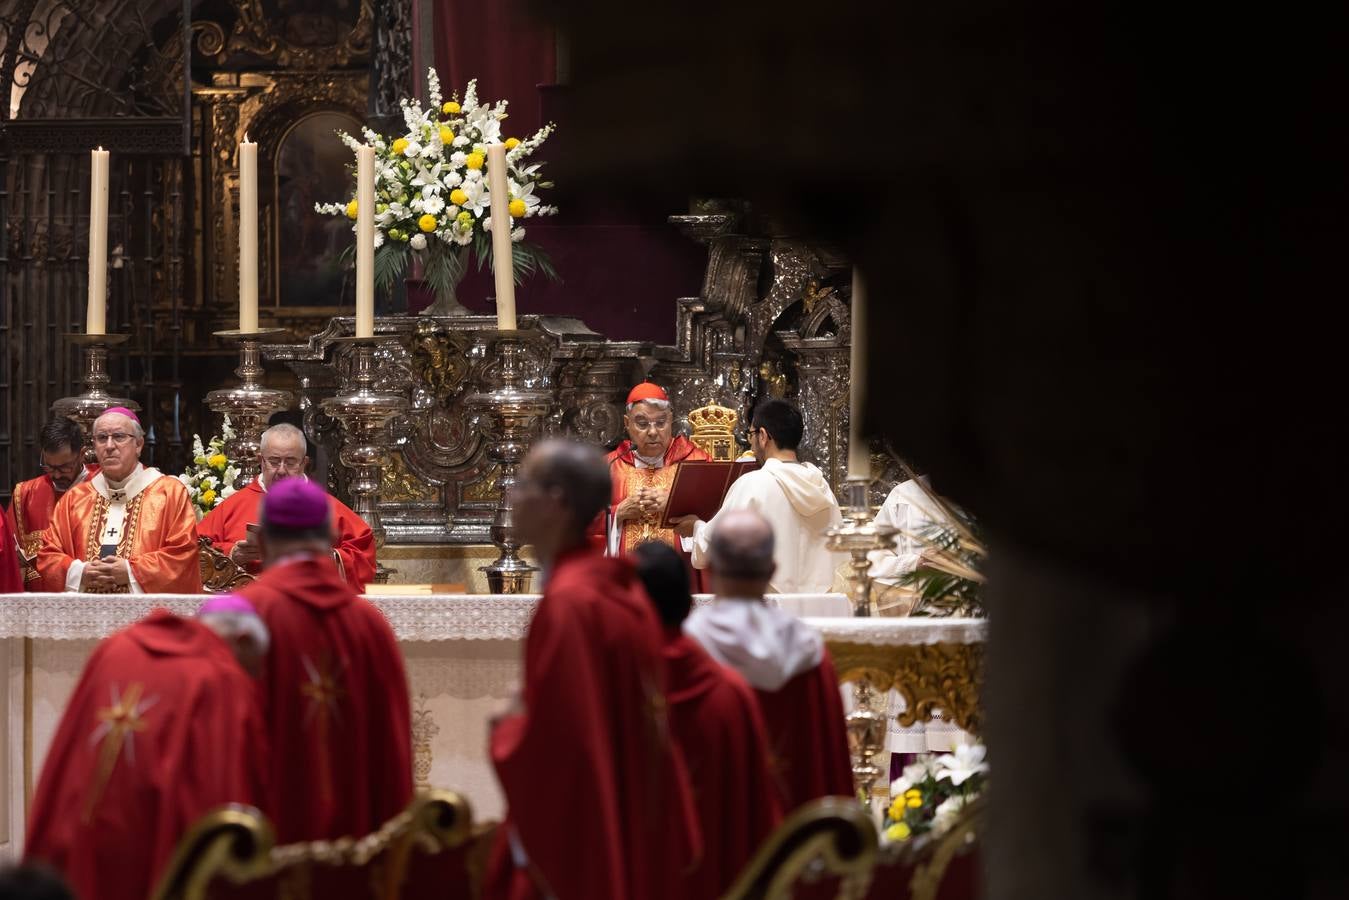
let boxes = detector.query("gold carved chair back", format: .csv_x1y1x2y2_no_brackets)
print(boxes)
152,790,490,900
198,537,254,593
721,796,878,900
688,401,740,461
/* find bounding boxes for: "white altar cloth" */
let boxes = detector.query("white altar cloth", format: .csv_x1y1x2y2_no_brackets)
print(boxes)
0,591,982,861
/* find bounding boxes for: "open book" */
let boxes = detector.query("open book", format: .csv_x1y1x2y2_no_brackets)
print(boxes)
660,460,759,527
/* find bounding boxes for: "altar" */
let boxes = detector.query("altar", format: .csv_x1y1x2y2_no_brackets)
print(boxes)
0,591,985,863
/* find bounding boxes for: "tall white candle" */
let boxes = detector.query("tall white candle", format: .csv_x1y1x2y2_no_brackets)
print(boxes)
238,136,259,332
848,267,870,479
486,144,517,330
355,144,376,338
86,147,109,335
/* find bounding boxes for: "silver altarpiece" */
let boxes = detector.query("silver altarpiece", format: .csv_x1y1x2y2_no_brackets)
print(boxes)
262,212,902,547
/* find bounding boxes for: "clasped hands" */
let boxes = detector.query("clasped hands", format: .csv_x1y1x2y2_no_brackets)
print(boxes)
614,486,670,523
80,556,131,592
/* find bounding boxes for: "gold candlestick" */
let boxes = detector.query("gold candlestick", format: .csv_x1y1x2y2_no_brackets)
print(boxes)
205,328,293,488
51,333,138,463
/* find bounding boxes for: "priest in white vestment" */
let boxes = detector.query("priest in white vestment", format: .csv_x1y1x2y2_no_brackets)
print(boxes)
674,399,845,594
868,475,954,585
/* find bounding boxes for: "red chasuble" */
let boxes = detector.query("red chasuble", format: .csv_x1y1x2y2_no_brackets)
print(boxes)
754,650,855,811
7,467,96,588
198,478,376,589
0,513,20,592
236,555,412,842
603,435,709,554
35,471,202,594
25,611,266,900
487,548,701,900
663,633,783,898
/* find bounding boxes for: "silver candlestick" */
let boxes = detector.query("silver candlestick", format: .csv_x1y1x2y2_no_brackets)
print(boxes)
205,329,294,488
51,333,139,463
321,337,409,583
466,331,553,594
825,476,898,617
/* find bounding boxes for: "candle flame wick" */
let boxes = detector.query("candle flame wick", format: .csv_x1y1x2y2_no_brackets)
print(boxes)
244,132,250,143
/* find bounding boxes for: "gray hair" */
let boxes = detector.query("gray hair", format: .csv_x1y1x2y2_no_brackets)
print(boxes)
93,411,144,440
199,610,271,656
626,398,672,414
260,423,306,452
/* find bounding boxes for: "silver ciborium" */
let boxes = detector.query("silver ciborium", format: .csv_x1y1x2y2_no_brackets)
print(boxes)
321,336,410,582
825,476,898,617
205,329,294,487
51,333,140,462
466,330,553,594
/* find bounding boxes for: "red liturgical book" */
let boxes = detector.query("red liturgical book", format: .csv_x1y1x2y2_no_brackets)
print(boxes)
661,460,759,527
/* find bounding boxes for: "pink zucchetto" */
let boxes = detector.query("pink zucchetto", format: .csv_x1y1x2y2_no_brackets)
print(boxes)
197,594,258,617
262,477,330,530
101,406,140,423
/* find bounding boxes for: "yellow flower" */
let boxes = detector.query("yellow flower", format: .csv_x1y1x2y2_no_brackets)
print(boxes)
201,489,217,506
442,101,461,115
417,214,438,233
194,455,207,466
508,198,527,219
439,126,455,145
904,788,923,809
457,210,473,223
208,453,227,469
888,798,906,821
504,137,520,151
391,137,410,156
449,188,469,206
886,822,911,842
465,152,484,170
345,199,358,219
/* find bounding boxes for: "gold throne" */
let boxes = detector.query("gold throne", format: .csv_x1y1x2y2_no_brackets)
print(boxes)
688,401,740,461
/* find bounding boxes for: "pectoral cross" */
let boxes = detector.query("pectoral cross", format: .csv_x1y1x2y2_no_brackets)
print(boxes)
106,526,118,539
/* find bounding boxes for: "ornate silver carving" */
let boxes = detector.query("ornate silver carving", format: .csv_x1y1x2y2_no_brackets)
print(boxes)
204,329,294,487
50,334,140,463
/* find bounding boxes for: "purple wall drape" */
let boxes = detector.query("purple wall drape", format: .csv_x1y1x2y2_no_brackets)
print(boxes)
429,0,706,343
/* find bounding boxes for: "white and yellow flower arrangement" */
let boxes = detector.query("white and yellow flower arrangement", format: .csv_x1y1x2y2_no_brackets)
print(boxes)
177,419,240,519
316,68,559,305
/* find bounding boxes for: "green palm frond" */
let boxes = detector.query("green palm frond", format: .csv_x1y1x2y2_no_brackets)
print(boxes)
472,232,562,285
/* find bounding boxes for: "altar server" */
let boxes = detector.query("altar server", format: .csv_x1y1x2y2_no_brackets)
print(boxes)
675,399,845,593
236,477,411,842
684,509,854,811
7,417,96,588
36,408,201,593
488,440,700,900
603,382,709,556
868,474,955,586
634,540,783,898
25,598,269,900
199,423,375,589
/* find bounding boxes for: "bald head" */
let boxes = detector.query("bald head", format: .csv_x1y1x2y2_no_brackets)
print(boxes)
708,509,776,579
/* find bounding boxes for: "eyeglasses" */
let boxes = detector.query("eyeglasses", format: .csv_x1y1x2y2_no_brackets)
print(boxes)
40,460,81,476
92,432,135,446
261,456,305,470
632,417,670,431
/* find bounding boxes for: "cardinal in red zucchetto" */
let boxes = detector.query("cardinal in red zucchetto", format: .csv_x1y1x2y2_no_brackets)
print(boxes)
600,382,709,560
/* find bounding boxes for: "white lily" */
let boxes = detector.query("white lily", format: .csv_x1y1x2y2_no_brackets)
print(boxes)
934,743,988,787
932,795,968,833
459,178,491,216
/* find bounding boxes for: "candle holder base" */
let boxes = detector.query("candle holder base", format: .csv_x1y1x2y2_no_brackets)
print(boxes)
825,477,898,617
466,330,553,595
205,328,293,487
52,333,139,463
321,337,409,568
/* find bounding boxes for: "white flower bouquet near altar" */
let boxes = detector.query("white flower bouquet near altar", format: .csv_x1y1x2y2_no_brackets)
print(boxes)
177,420,240,519
882,743,988,844
315,68,559,310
